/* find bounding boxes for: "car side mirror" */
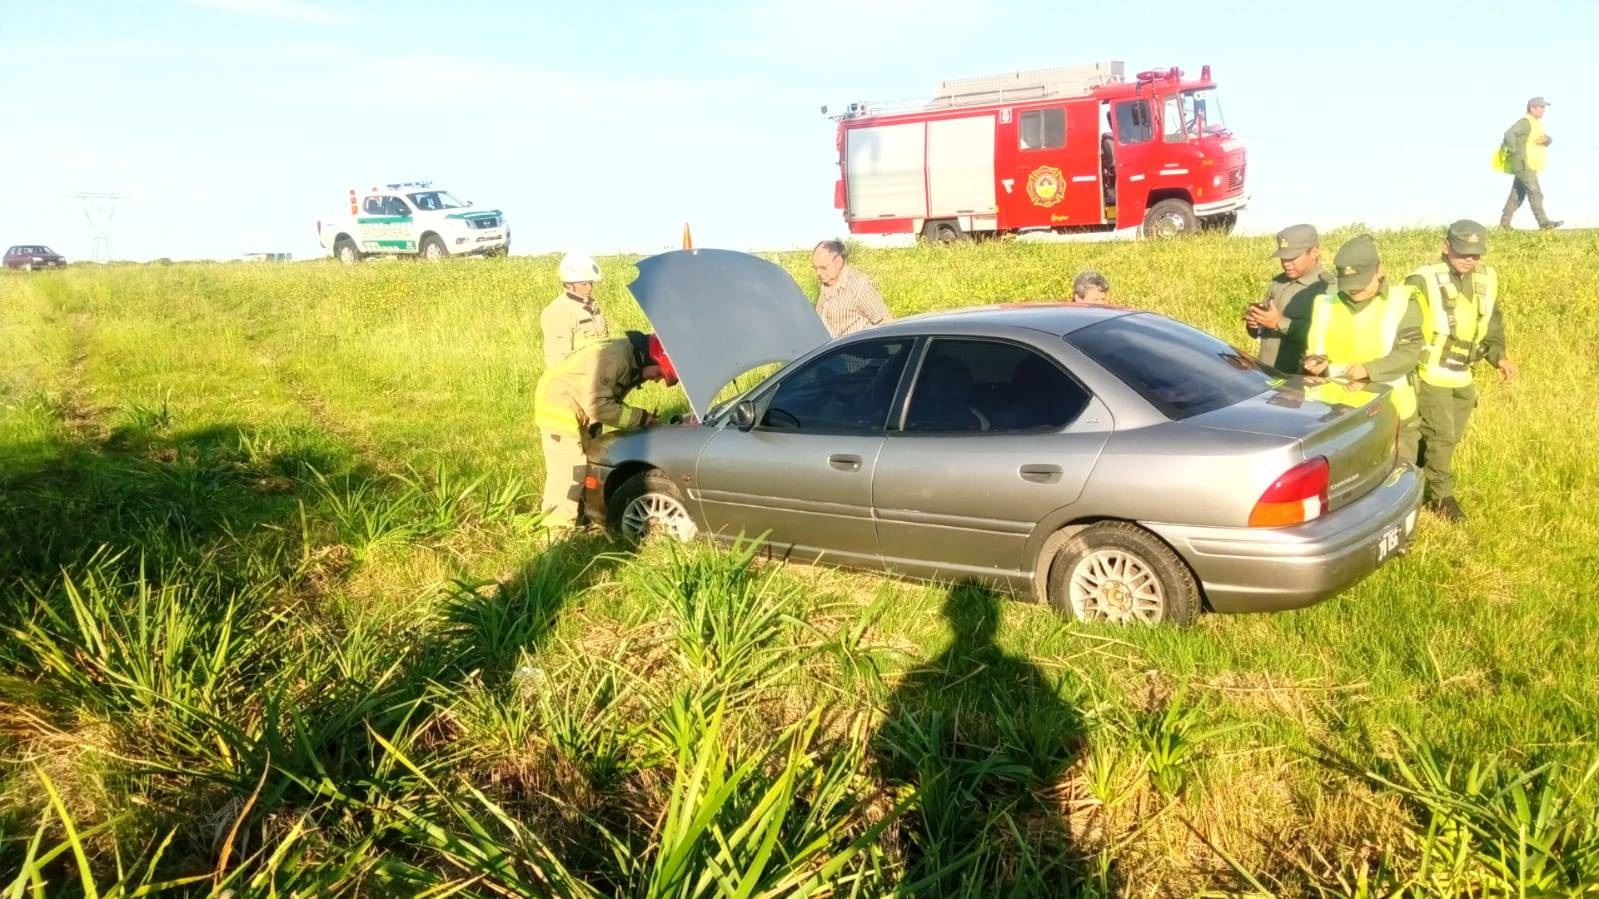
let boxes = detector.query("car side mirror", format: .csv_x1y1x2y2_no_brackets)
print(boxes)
731,400,757,430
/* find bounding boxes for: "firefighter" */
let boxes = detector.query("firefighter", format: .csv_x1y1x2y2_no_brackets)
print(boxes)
1245,224,1332,373
541,253,609,366
1072,270,1111,303
1498,97,1561,231
1404,220,1516,521
534,331,678,527
812,239,893,337
1301,235,1425,463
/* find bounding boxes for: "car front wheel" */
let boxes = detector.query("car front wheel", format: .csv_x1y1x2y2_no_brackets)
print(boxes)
1043,522,1199,626
609,469,698,543
420,235,448,261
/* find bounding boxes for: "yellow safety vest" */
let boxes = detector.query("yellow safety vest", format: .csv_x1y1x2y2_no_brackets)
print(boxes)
1411,262,1497,389
1306,285,1417,420
534,350,589,436
1525,115,1548,172
1494,114,1547,173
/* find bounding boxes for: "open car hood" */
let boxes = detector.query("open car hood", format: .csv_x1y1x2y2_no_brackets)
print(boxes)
629,249,831,417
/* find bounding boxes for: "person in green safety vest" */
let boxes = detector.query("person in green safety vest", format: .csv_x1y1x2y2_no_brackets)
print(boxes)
1301,234,1426,464
1498,97,1561,230
1404,220,1517,522
534,331,678,528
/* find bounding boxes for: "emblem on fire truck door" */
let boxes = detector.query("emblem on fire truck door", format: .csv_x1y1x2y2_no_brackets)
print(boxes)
1025,166,1065,208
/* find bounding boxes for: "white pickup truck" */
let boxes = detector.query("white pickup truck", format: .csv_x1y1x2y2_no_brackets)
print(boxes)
317,182,509,263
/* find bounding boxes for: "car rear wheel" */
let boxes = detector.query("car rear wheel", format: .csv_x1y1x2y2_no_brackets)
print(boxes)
420,234,448,261
335,237,362,265
610,470,697,543
1142,198,1197,239
1044,522,1199,626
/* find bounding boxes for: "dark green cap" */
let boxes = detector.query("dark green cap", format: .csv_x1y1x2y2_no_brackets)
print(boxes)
1272,223,1319,259
1528,96,1550,109
1333,234,1380,293
1446,219,1488,255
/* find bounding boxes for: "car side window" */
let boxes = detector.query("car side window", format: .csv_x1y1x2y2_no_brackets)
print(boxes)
760,338,912,433
1114,100,1153,145
904,339,1091,433
363,196,384,215
385,196,411,216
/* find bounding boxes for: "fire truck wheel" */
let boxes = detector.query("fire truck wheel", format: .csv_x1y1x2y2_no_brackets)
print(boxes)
1142,199,1197,239
921,220,968,244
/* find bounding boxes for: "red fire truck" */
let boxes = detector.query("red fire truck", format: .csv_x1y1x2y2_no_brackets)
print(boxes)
830,62,1247,240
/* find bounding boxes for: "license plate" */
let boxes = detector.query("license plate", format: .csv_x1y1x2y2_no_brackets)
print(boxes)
1375,523,1405,565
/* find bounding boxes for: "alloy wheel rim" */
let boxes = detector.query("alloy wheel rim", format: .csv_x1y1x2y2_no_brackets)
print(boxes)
621,493,696,542
1068,548,1165,623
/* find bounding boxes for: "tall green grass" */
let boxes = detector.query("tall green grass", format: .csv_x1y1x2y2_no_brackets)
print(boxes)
2,230,1597,894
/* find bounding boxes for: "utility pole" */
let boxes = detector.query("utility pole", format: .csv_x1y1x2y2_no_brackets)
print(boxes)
71,192,123,262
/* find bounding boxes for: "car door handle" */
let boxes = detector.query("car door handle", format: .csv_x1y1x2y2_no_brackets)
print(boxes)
1019,464,1063,483
828,453,862,472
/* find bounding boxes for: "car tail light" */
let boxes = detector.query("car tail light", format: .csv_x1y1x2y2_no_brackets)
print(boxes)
1249,457,1329,527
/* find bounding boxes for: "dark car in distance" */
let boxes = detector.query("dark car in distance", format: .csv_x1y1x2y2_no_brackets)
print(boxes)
4,245,67,270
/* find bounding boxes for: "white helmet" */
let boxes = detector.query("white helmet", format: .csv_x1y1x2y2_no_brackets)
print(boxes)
558,253,602,284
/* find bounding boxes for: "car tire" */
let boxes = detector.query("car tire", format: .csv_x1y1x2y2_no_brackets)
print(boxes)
1142,198,1197,239
420,234,448,261
334,237,362,265
1044,521,1200,626
21,262,32,271
609,469,698,543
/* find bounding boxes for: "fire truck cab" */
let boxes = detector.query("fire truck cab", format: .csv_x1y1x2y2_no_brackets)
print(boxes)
831,62,1247,240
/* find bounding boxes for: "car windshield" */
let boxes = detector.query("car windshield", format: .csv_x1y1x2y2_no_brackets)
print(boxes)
1178,88,1228,137
407,191,468,210
1065,313,1271,420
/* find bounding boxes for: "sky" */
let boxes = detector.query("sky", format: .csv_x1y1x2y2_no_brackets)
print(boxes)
3,0,1597,262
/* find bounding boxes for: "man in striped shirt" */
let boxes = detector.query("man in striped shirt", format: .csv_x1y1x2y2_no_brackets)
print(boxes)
811,239,893,337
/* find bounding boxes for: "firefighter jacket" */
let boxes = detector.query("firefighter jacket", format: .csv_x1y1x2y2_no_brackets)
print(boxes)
534,337,648,438
540,292,609,366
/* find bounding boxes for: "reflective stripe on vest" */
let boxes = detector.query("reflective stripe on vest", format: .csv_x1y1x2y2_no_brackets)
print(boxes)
534,351,588,436
1412,262,1497,389
1525,114,1548,172
1306,285,1417,420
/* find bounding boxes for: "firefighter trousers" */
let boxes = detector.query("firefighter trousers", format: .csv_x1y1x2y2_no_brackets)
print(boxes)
540,430,588,527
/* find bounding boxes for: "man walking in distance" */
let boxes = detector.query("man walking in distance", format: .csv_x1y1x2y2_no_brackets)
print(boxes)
1301,235,1426,463
534,332,677,527
1246,224,1333,373
541,253,609,366
1499,97,1562,231
1405,220,1516,522
812,239,893,337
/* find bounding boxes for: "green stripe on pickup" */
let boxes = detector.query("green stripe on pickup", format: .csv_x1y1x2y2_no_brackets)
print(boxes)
372,240,413,249
357,216,412,224
446,210,502,220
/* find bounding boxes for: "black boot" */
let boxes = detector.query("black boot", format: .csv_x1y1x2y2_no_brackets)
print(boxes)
1427,496,1464,521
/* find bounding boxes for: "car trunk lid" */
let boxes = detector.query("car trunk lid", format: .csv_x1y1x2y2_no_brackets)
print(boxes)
1186,377,1398,511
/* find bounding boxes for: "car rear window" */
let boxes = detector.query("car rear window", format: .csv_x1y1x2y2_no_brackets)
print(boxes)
1064,313,1272,420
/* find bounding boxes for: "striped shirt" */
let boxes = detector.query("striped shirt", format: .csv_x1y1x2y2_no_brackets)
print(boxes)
816,266,892,337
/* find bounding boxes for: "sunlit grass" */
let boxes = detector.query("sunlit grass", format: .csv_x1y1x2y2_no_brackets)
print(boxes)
2,230,1596,893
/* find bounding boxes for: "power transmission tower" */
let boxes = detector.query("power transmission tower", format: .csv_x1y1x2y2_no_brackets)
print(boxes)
72,192,123,262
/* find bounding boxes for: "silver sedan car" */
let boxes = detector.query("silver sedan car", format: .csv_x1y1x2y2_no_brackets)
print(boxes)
583,250,1421,625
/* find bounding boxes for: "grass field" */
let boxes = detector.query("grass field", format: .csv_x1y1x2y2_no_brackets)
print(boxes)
3,229,1597,896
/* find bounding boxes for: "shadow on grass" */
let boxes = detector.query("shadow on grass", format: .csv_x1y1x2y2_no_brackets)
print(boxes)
875,584,1105,897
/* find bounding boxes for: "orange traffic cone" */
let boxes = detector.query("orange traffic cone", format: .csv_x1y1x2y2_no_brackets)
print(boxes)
682,223,693,250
